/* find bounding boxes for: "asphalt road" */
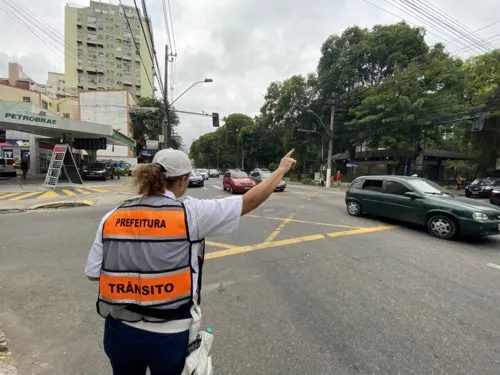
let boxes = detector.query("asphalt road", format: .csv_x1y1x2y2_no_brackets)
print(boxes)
1,179,500,375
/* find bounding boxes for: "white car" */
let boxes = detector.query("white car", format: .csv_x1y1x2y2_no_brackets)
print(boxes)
195,169,209,180
0,157,17,177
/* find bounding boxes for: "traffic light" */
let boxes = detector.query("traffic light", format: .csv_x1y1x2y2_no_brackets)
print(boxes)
212,113,220,127
292,126,298,137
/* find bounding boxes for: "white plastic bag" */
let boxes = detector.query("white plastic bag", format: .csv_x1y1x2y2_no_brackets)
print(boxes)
181,302,214,375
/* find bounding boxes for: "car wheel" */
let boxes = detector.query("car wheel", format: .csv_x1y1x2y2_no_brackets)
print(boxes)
427,215,457,240
346,200,362,216
201,182,204,188
465,192,471,198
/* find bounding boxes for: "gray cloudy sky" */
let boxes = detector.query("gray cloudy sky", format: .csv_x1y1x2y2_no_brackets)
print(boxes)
1,0,499,151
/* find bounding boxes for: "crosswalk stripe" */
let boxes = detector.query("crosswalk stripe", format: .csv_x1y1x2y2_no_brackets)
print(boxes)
62,189,76,196
75,188,89,194
0,192,23,200
10,191,41,201
38,191,60,199
86,187,108,193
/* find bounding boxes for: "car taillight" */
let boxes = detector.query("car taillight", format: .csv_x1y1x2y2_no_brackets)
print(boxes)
492,190,500,196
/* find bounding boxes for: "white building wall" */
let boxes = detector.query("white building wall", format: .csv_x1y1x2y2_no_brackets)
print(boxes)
78,90,131,159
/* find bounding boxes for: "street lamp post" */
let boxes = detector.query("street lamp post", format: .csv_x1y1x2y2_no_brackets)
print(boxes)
163,78,213,149
307,109,333,187
298,128,324,179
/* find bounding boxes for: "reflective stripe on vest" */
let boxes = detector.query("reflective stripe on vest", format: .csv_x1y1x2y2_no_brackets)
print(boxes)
102,205,187,241
97,196,199,322
99,268,192,306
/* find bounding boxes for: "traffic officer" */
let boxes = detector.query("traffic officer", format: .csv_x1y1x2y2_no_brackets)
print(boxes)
85,148,296,375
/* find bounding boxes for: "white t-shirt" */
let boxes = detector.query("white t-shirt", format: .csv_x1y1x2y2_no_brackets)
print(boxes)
85,191,243,333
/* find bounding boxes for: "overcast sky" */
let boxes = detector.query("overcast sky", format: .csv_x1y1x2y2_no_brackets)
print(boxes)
0,0,499,152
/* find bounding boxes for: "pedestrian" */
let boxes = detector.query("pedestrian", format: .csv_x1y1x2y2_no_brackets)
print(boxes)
336,170,343,190
85,148,296,375
20,157,29,180
456,175,464,190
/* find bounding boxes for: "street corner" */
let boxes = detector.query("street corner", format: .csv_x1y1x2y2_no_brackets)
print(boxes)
0,184,133,202
30,200,95,210
0,330,17,375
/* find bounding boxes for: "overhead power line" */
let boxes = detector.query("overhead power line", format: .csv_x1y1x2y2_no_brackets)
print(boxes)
118,0,157,98
138,0,165,100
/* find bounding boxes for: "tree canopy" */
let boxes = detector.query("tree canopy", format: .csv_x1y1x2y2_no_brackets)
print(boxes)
188,22,500,179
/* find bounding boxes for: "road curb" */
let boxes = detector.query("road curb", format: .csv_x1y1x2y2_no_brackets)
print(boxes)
0,331,17,375
30,200,95,210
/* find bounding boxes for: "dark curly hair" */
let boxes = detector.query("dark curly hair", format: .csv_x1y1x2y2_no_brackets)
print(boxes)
132,164,189,196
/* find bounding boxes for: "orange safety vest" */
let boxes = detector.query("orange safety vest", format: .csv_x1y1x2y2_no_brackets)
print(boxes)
97,196,204,322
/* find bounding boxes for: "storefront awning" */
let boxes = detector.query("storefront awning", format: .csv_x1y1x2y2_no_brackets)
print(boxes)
0,102,135,148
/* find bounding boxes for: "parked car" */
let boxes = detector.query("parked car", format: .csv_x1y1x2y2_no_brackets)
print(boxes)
250,170,286,192
188,171,204,187
345,175,500,240
465,178,500,198
82,161,114,180
490,186,500,207
0,157,17,177
195,169,209,180
209,169,219,178
223,170,256,194
250,168,269,173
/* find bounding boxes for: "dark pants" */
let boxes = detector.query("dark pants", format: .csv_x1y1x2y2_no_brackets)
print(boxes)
104,318,189,375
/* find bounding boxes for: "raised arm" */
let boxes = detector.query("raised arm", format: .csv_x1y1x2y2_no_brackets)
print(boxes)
241,149,296,216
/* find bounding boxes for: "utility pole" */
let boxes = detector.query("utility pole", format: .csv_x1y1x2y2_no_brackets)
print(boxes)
325,101,334,188
162,45,170,149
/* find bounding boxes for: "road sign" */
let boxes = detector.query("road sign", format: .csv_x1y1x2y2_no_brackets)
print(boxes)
43,144,83,188
146,140,159,149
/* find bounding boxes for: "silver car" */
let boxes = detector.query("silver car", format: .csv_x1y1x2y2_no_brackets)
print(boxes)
250,170,286,192
195,169,209,180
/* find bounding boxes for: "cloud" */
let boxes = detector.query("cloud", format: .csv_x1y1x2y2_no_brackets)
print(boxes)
1,0,499,151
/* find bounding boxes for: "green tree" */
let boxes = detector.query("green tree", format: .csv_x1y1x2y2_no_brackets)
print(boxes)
131,97,182,155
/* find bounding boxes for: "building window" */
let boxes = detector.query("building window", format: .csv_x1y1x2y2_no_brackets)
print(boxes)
63,113,70,118
42,100,48,109
56,104,60,112
22,97,31,103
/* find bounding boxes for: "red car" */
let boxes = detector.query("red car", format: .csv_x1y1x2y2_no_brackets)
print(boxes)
223,170,256,194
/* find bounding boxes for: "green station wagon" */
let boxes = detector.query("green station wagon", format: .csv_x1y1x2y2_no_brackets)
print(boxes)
345,176,500,240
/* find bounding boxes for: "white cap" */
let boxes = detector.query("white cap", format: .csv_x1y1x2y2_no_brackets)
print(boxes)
152,148,192,178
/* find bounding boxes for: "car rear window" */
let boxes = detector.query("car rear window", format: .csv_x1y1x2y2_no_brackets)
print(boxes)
231,172,248,178
89,163,106,168
362,179,383,192
471,179,494,186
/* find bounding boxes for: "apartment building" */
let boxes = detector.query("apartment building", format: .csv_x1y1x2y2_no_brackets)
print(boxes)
64,1,154,100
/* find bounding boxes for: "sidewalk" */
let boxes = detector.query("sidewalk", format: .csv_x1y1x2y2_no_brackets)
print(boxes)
0,174,133,193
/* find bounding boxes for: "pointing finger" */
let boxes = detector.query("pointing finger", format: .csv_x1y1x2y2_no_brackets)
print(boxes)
285,149,295,158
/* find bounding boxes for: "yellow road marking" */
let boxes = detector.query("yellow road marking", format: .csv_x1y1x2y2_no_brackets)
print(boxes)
62,189,75,196
206,241,234,249
38,191,59,199
326,225,399,237
265,213,295,242
0,192,23,200
246,215,361,229
206,225,399,261
75,188,89,194
205,234,325,260
10,191,41,200
86,187,108,193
